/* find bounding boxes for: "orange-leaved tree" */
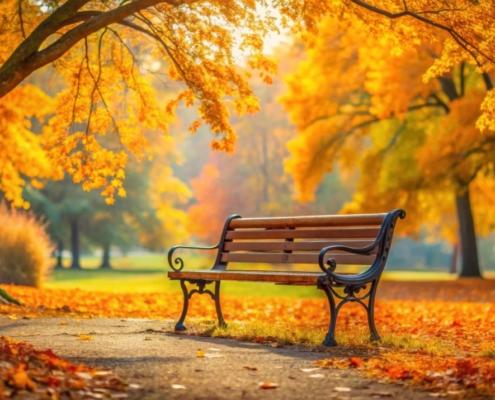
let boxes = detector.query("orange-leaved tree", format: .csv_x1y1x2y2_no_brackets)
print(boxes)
2,0,495,207
0,0,340,208
282,7,495,277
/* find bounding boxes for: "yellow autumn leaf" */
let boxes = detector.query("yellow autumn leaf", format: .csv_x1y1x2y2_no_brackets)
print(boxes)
10,365,36,391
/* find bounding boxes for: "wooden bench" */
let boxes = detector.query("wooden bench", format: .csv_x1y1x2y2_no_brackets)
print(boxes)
167,209,405,346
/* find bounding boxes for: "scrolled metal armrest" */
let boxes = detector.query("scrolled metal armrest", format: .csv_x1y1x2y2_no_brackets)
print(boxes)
318,209,406,286
318,243,379,285
167,244,219,271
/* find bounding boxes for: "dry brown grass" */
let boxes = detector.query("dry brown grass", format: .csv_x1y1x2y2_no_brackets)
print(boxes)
0,204,53,287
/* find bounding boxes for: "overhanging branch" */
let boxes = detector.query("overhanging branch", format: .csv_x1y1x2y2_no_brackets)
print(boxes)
349,0,494,67
0,0,189,98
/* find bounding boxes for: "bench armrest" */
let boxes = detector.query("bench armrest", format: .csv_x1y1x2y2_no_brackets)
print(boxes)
318,242,379,284
167,244,219,271
318,209,405,286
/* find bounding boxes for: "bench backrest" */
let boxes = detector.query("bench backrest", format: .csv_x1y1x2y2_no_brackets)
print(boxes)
212,211,403,270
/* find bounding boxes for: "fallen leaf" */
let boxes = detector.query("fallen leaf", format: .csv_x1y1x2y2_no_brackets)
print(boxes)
259,382,278,389
335,387,352,392
128,384,141,390
386,366,411,380
196,349,205,358
10,364,36,390
301,368,320,373
244,366,258,371
171,384,186,390
94,371,112,377
75,372,93,380
78,334,93,341
349,357,365,368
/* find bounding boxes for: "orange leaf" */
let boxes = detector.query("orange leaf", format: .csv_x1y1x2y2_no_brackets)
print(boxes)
259,382,278,389
10,364,36,391
349,357,364,368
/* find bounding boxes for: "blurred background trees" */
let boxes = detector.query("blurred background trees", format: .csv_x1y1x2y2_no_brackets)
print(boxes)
281,15,495,278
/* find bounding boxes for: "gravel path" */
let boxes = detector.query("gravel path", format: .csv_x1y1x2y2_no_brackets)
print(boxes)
1,317,445,399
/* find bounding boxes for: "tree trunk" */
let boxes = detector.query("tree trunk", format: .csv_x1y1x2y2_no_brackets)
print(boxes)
455,188,482,277
260,129,270,205
70,219,81,270
100,243,111,269
55,240,64,269
450,243,458,274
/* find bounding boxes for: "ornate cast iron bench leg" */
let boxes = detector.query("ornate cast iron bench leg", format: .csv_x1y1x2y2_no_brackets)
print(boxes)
214,281,227,328
317,278,381,346
367,280,380,342
174,279,226,331
175,280,189,331
318,283,338,346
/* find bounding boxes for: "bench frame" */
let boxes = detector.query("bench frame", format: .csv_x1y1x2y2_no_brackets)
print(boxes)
167,209,405,346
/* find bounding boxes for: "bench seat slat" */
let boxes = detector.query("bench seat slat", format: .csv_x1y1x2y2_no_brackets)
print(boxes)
229,213,387,229
225,227,380,240
220,252,375,264
223,240,376,252
168,270,324,285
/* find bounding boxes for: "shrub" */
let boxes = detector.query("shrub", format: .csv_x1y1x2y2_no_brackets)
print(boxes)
0,204,54,287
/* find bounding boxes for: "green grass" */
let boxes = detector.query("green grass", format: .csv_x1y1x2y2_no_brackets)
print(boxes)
48,268,322,297
47,253,321,297
47,253,492,296
63,253,167,270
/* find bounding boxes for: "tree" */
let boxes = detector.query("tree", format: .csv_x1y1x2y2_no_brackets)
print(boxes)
281,14,495,277
1,1,494,209
0,0,337,208
27,178,95,269
84,162,187,268
187,54,350,242
26,183,70,269
27,152,190,269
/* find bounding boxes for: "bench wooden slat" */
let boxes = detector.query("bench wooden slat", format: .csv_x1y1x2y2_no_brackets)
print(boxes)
168,270,323,285
225,227,380,240
220,252,375,264
223,240,376,253
229,213,386,229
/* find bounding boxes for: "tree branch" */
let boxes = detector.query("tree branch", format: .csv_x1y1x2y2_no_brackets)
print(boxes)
431,93,450,113
0,0,190,98
0,0,89,80
349,0,494,66
18,0,26,38
482,72,493,90
459,62,465,97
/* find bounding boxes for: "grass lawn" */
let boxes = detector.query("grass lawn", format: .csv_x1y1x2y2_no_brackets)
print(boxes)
45,252,487,297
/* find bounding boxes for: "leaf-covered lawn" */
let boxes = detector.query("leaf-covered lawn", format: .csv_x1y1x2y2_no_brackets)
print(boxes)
1,280,494,397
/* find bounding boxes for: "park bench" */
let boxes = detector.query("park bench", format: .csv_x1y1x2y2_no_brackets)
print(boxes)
167,209,405,346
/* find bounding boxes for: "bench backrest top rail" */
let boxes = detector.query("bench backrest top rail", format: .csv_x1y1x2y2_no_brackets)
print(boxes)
228,213,387,229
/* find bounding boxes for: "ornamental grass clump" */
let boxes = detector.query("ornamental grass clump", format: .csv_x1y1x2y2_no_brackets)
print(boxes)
0,205,54,287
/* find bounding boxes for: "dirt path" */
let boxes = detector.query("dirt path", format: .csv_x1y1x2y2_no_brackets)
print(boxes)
0,317,451,399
